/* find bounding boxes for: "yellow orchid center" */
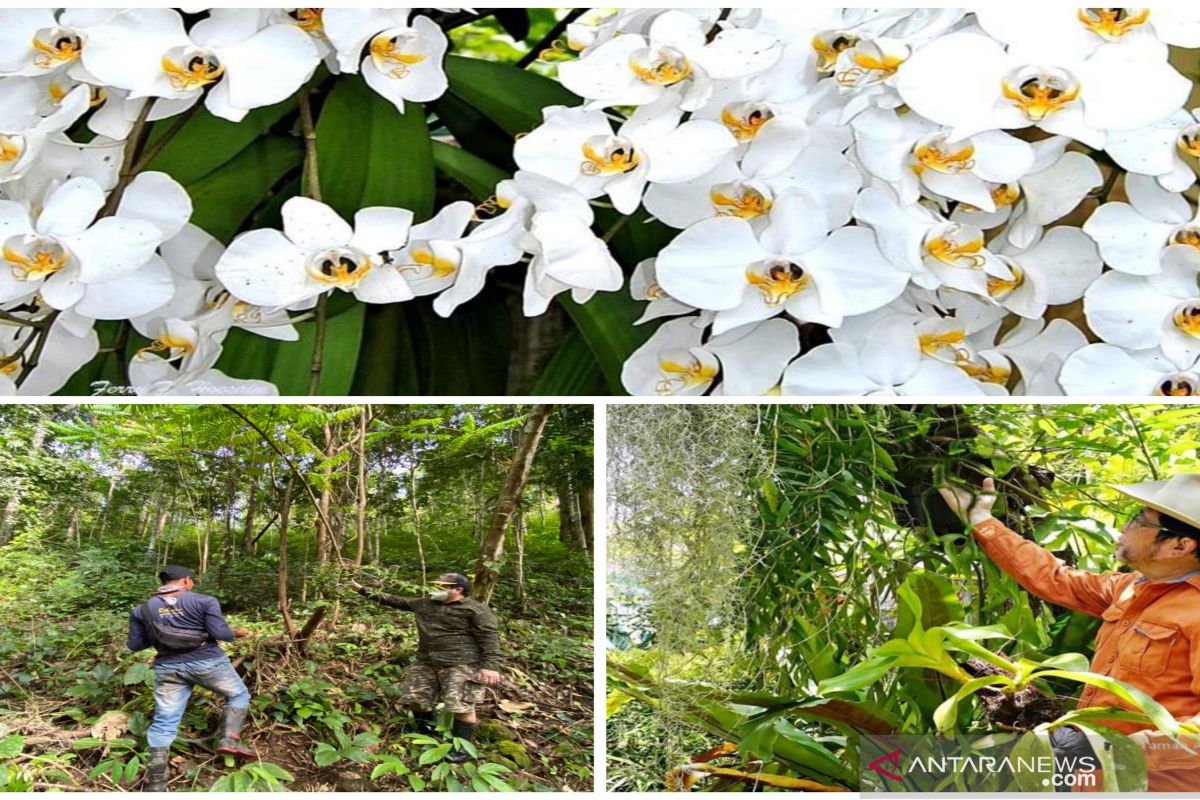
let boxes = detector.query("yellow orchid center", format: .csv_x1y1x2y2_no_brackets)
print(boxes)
987,263,1025,300
1172,226,1200,253
644,282,666,301
0,354,20,376
0,135,22,165
958,354,1011,386
580,135,640,176
912,134,976,175
835,42,907,88
812,31,859,73
31,28,83,69
370,29,427,78
161,50,224,91
655,349,718,395
136,334,195,362
1156,373,1200,397
1077,8,1150,41
992,183,1022,208
1179,125,1200,159
1173,302,1200,339
924,225,987,269
3,238,70,279
408,247,458,279
288,8,324,34
1001,67,1081,122
629,46,691,86
720,102,775,142
918,329,968,361
746,260,809,307
306,247,372,286
710,182,773,219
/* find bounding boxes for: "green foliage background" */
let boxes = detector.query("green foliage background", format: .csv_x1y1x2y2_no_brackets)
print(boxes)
607,404,1200,791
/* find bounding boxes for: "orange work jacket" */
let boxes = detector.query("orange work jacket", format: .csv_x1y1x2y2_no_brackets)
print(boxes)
974,517,1200,792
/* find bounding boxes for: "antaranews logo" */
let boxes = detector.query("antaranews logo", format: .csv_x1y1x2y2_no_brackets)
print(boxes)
861,735,1110,792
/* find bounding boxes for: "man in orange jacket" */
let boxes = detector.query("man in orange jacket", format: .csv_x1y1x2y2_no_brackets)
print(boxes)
940,474,1200,792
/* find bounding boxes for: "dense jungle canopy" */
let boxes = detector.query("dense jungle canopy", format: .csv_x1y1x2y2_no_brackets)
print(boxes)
607,403,1200,792
0,403,593,792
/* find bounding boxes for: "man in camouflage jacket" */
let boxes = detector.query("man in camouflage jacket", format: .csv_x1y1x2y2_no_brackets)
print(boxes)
352,572,501,762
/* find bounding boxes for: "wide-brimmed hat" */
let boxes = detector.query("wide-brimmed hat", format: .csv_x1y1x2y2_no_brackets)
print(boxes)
1112,474,1200,530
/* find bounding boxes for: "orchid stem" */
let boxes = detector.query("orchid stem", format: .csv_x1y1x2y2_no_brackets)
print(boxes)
130,101,201,175
297,86,327,395
99,99,155,218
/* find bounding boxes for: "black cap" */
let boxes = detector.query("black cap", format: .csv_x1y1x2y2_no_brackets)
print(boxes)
432,573,471,595
159,566,196,583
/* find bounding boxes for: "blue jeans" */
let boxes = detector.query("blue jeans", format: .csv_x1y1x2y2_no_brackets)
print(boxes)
147,655,251,748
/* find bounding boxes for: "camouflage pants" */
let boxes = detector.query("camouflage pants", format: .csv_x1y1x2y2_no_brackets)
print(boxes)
399,663,486,714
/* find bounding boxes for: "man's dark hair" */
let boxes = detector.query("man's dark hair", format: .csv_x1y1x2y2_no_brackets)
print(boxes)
1156,515,1200,564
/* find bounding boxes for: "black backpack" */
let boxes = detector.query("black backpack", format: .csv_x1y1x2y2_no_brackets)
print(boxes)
137,600,209,653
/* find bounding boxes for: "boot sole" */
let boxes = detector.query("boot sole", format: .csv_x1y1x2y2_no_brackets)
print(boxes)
216,747,257,760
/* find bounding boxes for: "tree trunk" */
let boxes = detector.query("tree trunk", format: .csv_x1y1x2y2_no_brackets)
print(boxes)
147,491,169,555
353,405,369,570
409,464,426,585
95,473,118,542
0,416,47,546
66,508,80,548
316,422,335,564
278,477,297,642
579,485,594,560
514,510,527,613
474,404,554,605
240,471,261,555
557,484,573,546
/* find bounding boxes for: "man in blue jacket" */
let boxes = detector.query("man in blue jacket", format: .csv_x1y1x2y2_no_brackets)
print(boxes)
128,566,253,791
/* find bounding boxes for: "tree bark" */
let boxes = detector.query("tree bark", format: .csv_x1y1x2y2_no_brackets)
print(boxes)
147,490,169,555
353,405,369,570
409,463,426,585
316,421,336,564
514,509,527,613
474,404,554,605
278,476,297,642
95,473,118,542
579,485,594,560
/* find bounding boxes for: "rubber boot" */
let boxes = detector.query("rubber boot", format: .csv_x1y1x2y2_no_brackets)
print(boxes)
411,710,437,737
215,706,256,759
143,747,170,792
445,719,477,764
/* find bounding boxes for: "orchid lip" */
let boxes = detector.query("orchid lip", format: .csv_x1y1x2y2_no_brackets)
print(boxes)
628,46,691,86
1178,125,1200,159
1001,66,1080,122
1171,226,1200,253
746,259,809,307
3,236,70,280
306,246,372,286
912,134,976,175
287,8,324,34
32,27,83,69
710,181,773,219
370,27,427,78
924,224,987,269
812,30,859,73
161,48,224,91
397,243,459,279
1156,371,1200,397
580,135,640,176
987,261,1025,300
1173,301,1200,339
835,41,907,88
1077,8,1150,41
0,135,23,165
136,334,195,362
721,101,775,142
918,329,969,361
655,348,717,394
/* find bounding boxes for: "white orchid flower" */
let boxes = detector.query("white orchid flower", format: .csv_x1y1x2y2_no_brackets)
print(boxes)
323,9,449,112
522,210,623,316
0,9,119,77
621,315,798,396
1083,173,1199,275
852,107,1034,212
1061,343,1200,397
0,309,99,396
82,8,320,122
0,174,178,319
951,138,1103,249
380,201,474,300
657,190,908,335
630,258,694,324
853,186,1012,296
0,78,90,185
896,31,1191,149
1084,244,1200,368
978,227,1102,320
1106,108,1200,193
515,98,736,215
432,172,584,318
558,10,782,111
642,138,860,231
782,315,985,396
130,335,279,396
976,8,1200,61
216,197,413,308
